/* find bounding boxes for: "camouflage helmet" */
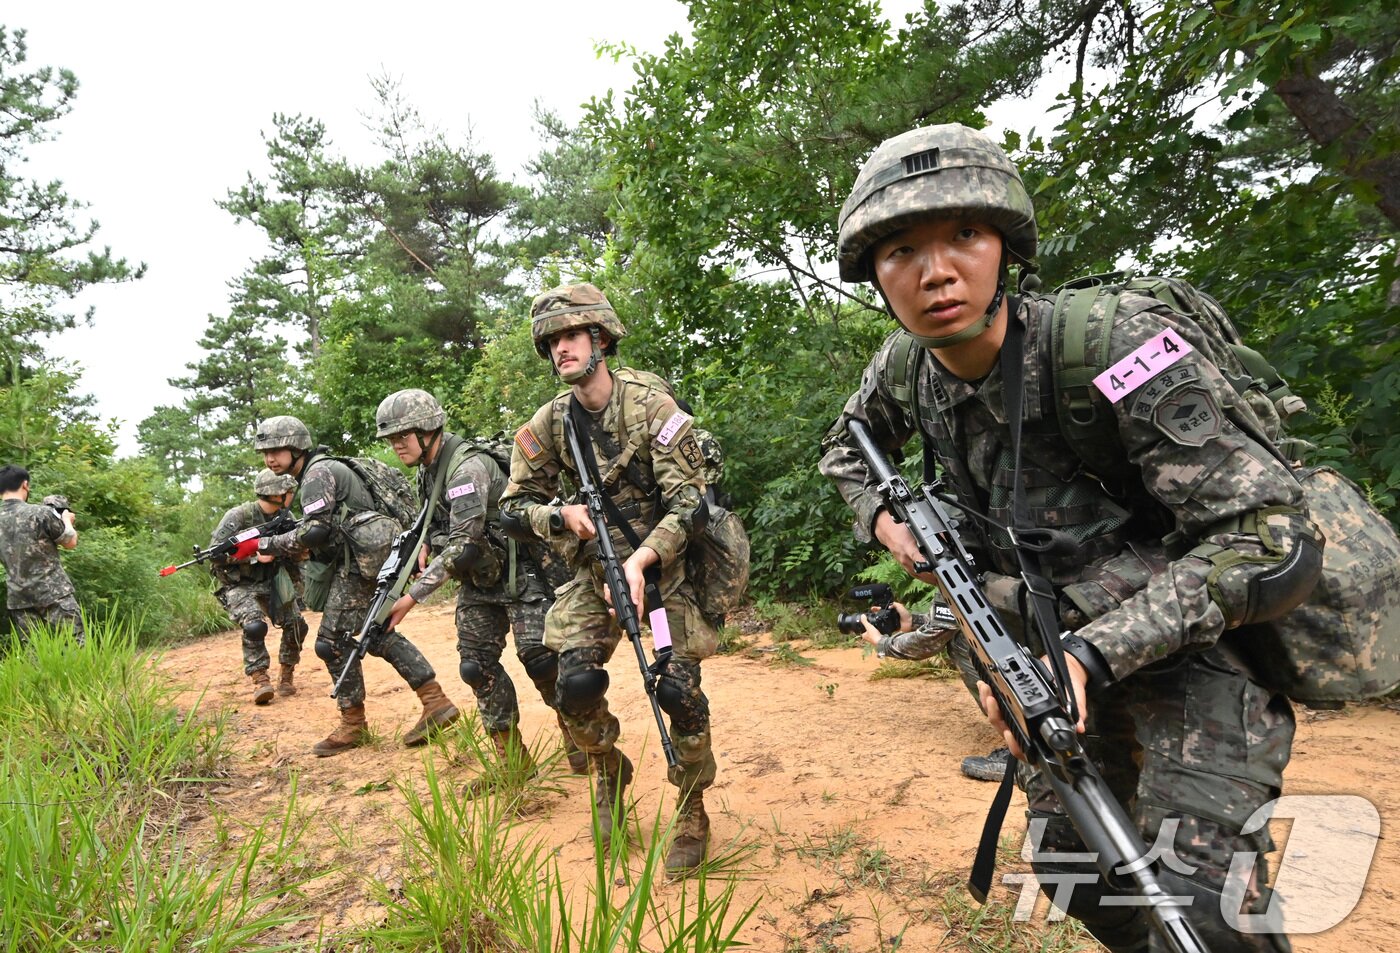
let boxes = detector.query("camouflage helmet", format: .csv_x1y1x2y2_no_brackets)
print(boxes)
254,468,297,497
376,389,446,438
253,415,313,452
837,124,1037,283
530,283,627,359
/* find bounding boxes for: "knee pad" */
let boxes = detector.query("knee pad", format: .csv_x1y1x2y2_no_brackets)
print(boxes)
518,645,559,684
242,619,268,641
314,636,339,664
656,670,709,735
459,658,487,689
556,669,609,718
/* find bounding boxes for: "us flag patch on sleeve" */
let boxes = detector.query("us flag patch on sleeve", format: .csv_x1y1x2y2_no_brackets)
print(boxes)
515,425,544,461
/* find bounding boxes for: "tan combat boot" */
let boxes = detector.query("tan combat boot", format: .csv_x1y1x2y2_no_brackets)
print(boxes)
462,725,537,800
250,669,274,706
557,713,588,775
312,705,368,757
403,680,460,747
276,664,297,697
665,789,711,876
591,748,634,852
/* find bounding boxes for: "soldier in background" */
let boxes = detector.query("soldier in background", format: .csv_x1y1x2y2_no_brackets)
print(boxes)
377,389,584,786
209,468,310,704
500,283,719,876
0,465,82,644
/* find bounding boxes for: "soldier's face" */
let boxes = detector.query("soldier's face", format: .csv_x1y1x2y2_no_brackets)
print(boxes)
262,448,294,474
386,431,422,467
549,328,594,376
871,218,1003,339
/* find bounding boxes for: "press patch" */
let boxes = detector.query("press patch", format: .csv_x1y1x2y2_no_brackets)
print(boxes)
656,411,692,447
1092,328,1194,404
515,425,544,461
447,482,476,501
302,497,328,515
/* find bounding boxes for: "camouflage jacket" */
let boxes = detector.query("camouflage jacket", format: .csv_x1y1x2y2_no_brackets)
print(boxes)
209,502,295,590
0,498,76,609
408,433,528,602
820,296,1320,681
259,450,396,577
500,366,708,578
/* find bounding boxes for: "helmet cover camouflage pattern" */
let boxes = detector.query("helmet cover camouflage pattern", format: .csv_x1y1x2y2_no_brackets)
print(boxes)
253,415,314,452
529,282,627,359
41,494,71,513
837,123,1037,283
376,389,446,438
254,468,297,497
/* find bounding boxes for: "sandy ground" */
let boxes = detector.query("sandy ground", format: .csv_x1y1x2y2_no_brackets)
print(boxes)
157,601,1400,951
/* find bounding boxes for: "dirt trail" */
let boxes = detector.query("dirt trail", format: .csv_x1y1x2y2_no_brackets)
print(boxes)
159,601,1399,950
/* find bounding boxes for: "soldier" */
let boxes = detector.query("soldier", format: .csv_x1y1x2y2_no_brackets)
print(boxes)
209,468,310,705
376,389,584,784
499,283,719,876
251,415,461,757
0,465,83,644
819,124,1322,950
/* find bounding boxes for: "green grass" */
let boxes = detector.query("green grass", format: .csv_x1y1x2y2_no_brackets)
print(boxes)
0,620,322,949
869,657,959,681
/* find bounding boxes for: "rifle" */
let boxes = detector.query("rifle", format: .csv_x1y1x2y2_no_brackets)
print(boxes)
562,410,679,769
158,509,298,577
330,503,432,699
847,418,1207,953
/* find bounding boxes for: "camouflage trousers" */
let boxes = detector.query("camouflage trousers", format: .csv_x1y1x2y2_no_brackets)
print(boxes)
545,568,718,792
316,569,437,711
455,593,559,733
1019,637,1294,953
7,594,84,645
217,584,308,675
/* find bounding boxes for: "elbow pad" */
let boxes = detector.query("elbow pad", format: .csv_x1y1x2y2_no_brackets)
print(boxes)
1192,507,1323,627
300,521,333,549
449,543,481,577
499,508,537,543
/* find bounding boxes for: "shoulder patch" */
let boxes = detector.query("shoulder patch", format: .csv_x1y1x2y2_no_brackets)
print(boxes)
1147,382,1224,447
446,482,476,501
515,425,544,461
655,411,692,447
1093,327,1194,404
679,433,703,470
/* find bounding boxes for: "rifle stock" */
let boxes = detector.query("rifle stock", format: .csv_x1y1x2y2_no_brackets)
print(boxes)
847,418,1207,953
562,412,679,769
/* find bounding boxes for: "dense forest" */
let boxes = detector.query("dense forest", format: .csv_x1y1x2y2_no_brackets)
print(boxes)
2,0,1396,641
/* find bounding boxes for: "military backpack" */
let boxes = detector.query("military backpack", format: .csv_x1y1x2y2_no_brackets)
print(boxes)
882,272,1400,704
326,455,418,532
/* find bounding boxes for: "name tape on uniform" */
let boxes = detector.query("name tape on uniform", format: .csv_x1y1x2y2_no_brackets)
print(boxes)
1093,328,1194,404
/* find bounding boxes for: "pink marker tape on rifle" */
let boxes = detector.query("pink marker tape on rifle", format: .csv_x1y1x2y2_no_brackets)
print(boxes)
649,606,673,651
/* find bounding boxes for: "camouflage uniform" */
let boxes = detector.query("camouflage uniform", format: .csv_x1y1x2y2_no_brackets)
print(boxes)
405,433,560,733
501,366,718,792
259,451,438,708
0,498,82,643
821,124,1322,951
209,501,308,675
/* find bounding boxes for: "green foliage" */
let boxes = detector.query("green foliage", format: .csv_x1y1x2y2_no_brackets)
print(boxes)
451,314,564,437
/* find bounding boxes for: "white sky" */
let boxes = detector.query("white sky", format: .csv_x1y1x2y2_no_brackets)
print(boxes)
12,0,963,456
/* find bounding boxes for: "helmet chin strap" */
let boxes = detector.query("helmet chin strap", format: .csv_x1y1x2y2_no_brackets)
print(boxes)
876,249,1009,350
558,327,605,384
413,430,441,466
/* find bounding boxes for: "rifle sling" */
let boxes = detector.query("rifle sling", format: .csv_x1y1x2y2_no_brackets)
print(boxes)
568,396,665,614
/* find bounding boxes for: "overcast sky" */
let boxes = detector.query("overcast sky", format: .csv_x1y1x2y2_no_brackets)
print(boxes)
14,0,926,456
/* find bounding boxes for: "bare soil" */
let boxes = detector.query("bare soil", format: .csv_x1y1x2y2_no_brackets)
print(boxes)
158,601,1399,951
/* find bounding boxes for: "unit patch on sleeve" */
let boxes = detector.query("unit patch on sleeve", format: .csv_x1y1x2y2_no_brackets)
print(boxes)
678,434,703,471
1143,381,1224,447
515,425,544,461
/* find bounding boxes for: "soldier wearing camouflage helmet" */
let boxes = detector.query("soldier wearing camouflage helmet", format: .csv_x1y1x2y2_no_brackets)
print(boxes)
377,389,583,788
0,464,83,645
208,468,309,703
500,282,722,876
819,124,1322,951
254,415,461,756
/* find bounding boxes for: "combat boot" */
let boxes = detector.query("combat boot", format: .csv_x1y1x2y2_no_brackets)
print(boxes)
249,669,275,706
462,725,537,799
961,747,1011,782
665,789,711,876
276,664,297,697
591,748,634,851
403,680,460,747
312,705,368,757
557,713,588,775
